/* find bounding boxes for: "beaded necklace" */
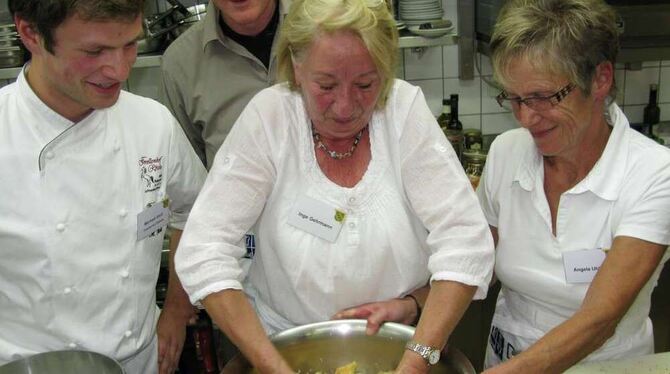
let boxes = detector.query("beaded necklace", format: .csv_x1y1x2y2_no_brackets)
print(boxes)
312,124,367,160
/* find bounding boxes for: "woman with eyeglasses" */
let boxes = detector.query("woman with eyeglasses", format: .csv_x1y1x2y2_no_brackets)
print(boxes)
476,0,670,372
175,0,495,372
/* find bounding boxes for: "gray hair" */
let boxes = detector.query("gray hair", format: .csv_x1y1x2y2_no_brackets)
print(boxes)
490,0,619,99
276,0,398,108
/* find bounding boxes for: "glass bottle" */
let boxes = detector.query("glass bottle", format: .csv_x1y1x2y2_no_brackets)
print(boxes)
644,84,660,137
445,94,464,161
462,150,487,190
437,98,451,134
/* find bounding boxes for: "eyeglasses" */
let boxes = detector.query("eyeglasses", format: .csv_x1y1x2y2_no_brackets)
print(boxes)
496,83,576,112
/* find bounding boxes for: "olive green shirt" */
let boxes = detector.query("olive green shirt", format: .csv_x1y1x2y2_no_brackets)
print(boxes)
160,1,289,168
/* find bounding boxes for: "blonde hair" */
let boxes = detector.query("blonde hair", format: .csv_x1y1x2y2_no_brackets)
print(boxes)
490,0,619,99
277,0,398,108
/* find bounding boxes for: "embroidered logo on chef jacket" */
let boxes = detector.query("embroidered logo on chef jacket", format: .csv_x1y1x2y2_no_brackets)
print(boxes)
139,156,163,192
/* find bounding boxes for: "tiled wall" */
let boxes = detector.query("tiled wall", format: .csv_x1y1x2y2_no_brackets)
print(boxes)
2,0,670,136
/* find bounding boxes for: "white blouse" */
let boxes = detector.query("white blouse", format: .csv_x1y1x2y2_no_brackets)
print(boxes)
176,80,494,333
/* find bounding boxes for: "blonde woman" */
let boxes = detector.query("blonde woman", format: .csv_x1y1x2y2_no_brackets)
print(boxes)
176,0,494,372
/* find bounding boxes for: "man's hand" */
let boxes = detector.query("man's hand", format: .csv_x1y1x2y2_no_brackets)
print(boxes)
157,305,196,374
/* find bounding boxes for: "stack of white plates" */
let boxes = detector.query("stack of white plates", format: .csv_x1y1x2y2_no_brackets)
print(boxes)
398,0,444,26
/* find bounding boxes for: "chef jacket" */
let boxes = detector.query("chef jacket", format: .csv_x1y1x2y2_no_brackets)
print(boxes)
477,102,670,364
0,66,207,372
176,80,495,334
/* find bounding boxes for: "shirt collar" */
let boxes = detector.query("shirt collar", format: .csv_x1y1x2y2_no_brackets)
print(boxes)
512,102,629,201
17,63,75,129
202,0,289,51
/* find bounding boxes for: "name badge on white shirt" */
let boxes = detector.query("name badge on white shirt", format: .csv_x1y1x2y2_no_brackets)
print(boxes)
287,195,346,243
137,201,169,241
562,249,606,284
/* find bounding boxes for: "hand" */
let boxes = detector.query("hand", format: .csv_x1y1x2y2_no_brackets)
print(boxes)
332,297,418,335
156,305,197,374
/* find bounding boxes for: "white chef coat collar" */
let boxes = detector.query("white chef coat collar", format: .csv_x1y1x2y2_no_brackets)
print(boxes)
17,63,75,129
511,103,628,201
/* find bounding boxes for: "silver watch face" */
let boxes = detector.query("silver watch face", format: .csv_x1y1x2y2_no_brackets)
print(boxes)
428,350,440,365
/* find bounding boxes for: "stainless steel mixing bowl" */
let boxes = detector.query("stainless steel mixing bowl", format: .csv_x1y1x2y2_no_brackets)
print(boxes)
0,350,124,374
222,319,475,373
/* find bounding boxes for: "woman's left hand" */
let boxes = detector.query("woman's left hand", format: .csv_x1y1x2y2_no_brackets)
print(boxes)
331,297,417,335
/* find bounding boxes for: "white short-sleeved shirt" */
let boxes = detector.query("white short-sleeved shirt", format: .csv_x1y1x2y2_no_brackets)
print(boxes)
0,67,207,371
477,103,670,361
176,80,495,334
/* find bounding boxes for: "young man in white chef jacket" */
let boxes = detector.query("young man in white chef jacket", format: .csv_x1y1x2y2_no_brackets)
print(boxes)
0,1,207,373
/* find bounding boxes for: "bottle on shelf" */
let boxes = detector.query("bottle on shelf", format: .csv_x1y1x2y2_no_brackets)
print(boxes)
644,84,661,138
437,98,451,134
445,94,464,161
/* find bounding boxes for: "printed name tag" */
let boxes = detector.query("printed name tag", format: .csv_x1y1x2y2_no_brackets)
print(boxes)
562,249,606,284
137,202,169,241
287,195,345,243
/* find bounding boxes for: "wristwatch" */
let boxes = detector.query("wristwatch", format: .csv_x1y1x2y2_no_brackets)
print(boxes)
405,340,441,365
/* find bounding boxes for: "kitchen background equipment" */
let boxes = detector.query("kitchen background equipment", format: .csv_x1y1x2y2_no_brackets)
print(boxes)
222,320,475,374
0,350,123,374
0,23,27,68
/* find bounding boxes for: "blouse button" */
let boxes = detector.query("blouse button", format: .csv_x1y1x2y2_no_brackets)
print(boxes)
56,223,66,232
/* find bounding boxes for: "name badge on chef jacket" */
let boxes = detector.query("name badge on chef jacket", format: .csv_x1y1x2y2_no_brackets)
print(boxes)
137,199,170,241
287,195,346,243
562,249,607,284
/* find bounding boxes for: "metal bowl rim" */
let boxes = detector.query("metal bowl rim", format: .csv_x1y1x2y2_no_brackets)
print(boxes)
270,319,415,345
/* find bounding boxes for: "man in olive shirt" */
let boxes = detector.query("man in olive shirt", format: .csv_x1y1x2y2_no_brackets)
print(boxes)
160,0,288,168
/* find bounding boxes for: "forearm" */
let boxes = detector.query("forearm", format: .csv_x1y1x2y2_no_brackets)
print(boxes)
202,290,292,374
399,280,476,370
488,309,618,374
164,229,195,319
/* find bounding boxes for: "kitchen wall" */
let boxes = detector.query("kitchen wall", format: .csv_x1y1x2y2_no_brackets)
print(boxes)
1,0,670,134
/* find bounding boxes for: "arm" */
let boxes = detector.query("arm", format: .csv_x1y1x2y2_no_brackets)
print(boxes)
332,285,430,334
484,236,667,374
203,290,293,374
157,229,197,374
160,60,207,165
396,280,477,373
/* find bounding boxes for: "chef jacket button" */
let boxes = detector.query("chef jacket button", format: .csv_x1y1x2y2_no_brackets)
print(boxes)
45,151,55,159
439,146,447,152
64,287,72,294
124,330,132,338
348,197,356,203
113,145,121,152
349,222,355,228
119,209,128,217
223,157,230,164
120,269,129,278
56,223,66,232
68,342,77,349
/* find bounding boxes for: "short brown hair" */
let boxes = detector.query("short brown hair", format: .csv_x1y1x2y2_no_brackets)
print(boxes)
9,0,145,53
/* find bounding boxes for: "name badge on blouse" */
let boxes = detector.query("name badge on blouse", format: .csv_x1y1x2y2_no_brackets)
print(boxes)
137,199,169,241
562,249,607,284
287,195,346,243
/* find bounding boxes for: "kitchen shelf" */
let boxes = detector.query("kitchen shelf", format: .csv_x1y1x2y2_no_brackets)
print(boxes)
0,34,457,81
